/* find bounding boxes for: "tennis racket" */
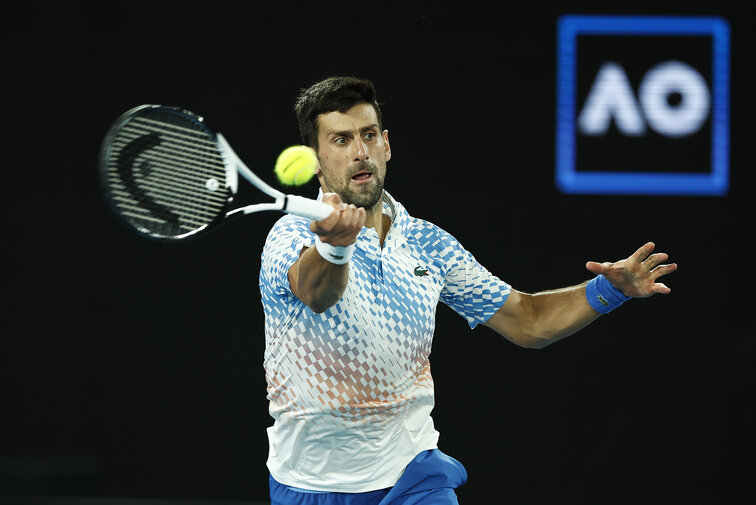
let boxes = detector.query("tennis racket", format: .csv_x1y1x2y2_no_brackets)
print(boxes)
99,104,333,241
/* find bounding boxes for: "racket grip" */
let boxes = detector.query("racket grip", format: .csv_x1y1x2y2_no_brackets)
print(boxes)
284,194,335,221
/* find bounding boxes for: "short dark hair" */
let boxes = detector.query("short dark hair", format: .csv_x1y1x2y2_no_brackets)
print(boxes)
294,76,383,149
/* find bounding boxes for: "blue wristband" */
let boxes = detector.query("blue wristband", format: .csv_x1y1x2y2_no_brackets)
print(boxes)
585,275,632,314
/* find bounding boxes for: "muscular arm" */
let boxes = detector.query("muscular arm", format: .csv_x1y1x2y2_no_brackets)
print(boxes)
485,242,677,348
484,284,598,349
288,193,365,313
289,246,350,313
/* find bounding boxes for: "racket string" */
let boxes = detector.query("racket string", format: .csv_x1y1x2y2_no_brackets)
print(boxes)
108,142,228,198
105,109,231,238
118,124,219,161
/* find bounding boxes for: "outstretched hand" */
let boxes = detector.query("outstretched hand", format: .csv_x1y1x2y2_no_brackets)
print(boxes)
586,242,678,298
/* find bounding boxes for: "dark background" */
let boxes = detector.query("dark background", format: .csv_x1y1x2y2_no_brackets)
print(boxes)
3,2,754,504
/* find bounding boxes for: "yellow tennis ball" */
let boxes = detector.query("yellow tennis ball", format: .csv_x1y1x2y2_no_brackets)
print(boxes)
274,145,317,186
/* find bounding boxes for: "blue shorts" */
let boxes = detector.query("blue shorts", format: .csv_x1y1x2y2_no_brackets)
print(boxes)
269,449,467,505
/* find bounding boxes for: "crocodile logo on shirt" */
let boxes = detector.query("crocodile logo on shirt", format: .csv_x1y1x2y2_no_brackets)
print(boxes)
414,266,429,277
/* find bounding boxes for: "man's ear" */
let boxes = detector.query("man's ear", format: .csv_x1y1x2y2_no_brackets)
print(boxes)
383,129,391,162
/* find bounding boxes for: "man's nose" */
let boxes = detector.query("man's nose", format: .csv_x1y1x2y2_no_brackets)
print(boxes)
353,137,368,161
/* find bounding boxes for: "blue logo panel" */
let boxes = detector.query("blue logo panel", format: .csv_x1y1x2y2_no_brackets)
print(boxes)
556,16,730,196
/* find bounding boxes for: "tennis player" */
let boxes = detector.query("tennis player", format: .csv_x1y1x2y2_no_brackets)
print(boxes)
259,76,677,505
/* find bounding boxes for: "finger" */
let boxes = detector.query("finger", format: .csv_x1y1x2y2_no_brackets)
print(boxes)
630,242,655,263
348,207,366,235
311,193,343,231
325,207,363,245
344,204,359,227
353,206,366,229
586,261,611,274
310,214,337,234
343,204,362,222
651,282,671,295
651,263,678,279
321,192,342,206
323,206,342,223
643,252,669,270
310,204,344,233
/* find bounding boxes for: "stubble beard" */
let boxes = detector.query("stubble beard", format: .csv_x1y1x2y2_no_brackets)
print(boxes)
324,160,385,211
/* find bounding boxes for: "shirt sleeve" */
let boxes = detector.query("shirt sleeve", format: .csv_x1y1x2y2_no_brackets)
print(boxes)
438,232,511,329
259,215,316,298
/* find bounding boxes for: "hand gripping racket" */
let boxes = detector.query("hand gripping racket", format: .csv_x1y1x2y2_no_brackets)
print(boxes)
99,104,333,241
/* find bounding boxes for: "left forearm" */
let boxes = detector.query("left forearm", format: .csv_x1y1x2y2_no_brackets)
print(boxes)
485,242,675,349
525,283,600,347
485,283,601,348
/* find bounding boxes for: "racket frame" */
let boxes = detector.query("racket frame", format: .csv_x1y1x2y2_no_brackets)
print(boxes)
100,104,333,242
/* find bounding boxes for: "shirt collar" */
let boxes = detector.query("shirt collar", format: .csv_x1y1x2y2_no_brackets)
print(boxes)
314,188,410,246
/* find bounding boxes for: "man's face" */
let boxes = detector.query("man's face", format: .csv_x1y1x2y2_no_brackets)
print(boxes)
315,103,391,210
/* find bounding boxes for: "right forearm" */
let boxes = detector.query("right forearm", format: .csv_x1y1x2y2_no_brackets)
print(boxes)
290,193,364,313
289,246,349,313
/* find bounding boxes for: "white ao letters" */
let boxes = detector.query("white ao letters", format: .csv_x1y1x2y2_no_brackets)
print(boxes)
578,60,710,138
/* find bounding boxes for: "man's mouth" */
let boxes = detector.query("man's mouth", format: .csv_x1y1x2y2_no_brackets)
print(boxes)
351,171,373,182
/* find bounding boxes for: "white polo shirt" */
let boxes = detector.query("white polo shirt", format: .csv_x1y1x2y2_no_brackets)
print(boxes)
259,191,510,492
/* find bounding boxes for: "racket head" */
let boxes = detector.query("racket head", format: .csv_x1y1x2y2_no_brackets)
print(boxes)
99,105,237,241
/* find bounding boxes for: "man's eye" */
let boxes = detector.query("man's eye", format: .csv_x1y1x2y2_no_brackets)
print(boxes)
334,137,347,145
364,132,376,140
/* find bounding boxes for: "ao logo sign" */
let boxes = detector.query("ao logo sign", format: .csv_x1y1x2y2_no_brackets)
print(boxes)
579,61,709,138
556,16,730,196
